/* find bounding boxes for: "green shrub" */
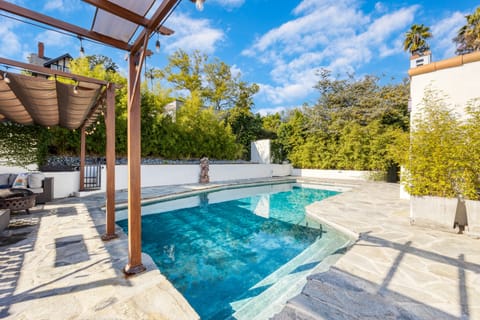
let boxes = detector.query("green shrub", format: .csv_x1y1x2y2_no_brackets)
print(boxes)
400,91,480,199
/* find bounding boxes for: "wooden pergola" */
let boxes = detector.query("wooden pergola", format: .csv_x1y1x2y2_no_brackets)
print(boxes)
0,0,202,275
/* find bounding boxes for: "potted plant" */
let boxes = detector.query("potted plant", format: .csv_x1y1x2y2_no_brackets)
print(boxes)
400,90,464,230
459,102,480,233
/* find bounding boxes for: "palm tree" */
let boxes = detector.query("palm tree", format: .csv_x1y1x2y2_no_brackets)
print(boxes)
454,7,480,55
403,24,433,56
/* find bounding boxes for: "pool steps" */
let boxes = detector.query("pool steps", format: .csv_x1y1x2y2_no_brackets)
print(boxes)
231,232,353,320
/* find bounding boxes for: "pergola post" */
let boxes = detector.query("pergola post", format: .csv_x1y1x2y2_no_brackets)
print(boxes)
102,83,118,241
79,127,86,191
124,50,145,275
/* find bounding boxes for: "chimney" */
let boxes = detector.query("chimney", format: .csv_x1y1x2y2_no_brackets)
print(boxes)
410,50,432,69
38,42,44,58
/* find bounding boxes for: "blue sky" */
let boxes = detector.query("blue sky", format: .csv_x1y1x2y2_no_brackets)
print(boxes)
0,0,478,115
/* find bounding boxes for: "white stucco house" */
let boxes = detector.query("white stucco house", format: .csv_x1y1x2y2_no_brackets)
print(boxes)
406,51,480,232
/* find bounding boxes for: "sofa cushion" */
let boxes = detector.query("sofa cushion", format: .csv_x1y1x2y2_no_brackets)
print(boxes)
12,173,29,188
0,174,9,186
8,174,17,186
29,187,44,194
28,172,45,189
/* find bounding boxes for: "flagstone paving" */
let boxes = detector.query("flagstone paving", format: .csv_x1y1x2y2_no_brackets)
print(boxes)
0,178,479,319
273,179,480,319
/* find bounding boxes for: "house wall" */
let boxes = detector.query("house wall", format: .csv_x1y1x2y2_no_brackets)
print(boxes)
410,52,480,119
251,139,271,164
405,51,480,200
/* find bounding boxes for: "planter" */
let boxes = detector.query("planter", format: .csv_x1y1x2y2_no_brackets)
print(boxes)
465,199,480,233
410,196,460,230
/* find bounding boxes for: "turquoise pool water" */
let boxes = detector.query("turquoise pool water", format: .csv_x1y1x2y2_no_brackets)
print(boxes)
117,183,351,319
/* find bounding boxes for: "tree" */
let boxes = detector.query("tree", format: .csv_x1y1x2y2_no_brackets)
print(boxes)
403,24,432,55
454,7,480,55
160,49,259,112
225,106,264,159
203,59,235,111
86,55,119,72
397,90,477,198
161,49,205,96
271,71,409,172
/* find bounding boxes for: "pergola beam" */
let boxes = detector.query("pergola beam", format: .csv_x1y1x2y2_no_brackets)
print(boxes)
0,1,131,51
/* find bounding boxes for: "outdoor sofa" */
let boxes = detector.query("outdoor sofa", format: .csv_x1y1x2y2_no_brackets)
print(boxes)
0,172,53,204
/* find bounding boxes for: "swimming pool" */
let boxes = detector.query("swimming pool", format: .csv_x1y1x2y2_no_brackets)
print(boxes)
117,183,352,319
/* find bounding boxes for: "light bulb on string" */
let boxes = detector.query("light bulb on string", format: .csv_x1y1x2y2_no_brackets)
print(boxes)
190,0,205,11
3,72,10,84
195,0,205,11
79,37,85,57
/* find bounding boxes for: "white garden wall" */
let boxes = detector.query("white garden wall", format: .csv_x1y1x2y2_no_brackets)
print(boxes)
44,172,80,199
108,163,292,191
0,163,292,199
292,168,371,181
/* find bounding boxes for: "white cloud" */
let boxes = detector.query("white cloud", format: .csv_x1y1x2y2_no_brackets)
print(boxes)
34,31,74,54
375,2,386,13
243,0,418,106
43,0,77,12
256,105,291,116
230,64,242,77
0,19,21,59
43,0,63,11
431,12,466,59
163,13,224,54
209,0,245,9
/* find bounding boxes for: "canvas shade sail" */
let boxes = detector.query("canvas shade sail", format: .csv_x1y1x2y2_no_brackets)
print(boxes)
0,72,103,130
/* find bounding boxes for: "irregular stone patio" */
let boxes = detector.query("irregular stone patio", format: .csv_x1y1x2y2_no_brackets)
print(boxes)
0,179,479,319
274,179,480,319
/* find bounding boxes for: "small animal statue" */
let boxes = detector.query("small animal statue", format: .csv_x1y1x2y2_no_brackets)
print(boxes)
199,156,210,183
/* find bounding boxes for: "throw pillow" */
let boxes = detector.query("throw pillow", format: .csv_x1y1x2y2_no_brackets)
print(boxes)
28,172,45,188
12,172,29,189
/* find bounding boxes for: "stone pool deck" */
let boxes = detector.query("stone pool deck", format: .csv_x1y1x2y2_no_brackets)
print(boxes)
274,179,480,319
0,178,479,319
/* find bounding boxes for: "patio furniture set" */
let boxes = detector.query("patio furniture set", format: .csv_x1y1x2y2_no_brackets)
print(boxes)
0,172,53,215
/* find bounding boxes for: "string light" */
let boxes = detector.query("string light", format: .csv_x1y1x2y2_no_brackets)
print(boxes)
194,0,205,11
155,34,161,53
73,79,79,94
78,37,85,57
